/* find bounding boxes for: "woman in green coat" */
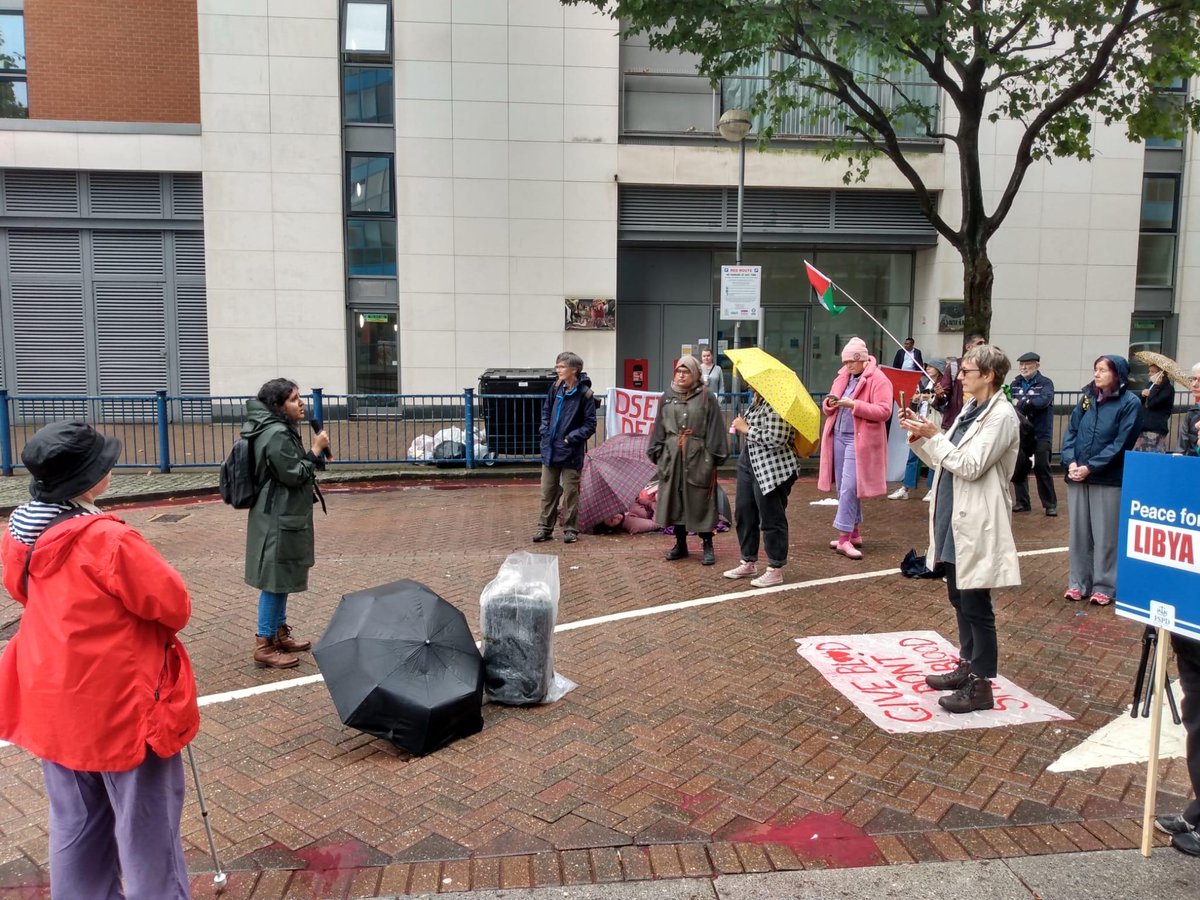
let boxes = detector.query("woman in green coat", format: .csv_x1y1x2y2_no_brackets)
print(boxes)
647,355,729,566
243,378,329,669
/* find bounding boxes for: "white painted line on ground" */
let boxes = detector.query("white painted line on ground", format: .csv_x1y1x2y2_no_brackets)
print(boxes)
0,545,1071,746
1048,684,1187,772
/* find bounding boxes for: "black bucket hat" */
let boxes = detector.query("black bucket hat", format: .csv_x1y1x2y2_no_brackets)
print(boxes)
22,421,122,502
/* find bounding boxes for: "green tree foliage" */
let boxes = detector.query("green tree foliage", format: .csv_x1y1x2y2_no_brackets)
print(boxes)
565,0,1200,337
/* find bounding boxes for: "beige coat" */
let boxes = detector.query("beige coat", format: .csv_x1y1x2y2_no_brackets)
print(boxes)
911,391,1021,590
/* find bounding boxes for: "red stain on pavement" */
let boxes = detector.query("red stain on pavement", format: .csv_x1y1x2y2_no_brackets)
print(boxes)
293,839,373,872
721,812,884,868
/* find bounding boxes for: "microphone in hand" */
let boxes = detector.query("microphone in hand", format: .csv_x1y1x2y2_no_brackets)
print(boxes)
309,418,334,460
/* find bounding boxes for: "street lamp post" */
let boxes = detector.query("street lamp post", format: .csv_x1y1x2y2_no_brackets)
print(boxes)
718,108,752,395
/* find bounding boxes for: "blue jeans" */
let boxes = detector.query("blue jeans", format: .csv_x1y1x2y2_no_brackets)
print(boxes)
257,590,288,638
903,450,933,490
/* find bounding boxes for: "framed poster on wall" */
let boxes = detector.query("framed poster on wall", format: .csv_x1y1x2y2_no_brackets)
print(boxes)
939,299,965,333
566,298,615,330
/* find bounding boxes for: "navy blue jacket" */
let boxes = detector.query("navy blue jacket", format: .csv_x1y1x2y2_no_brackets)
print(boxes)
1009,371,1055,442
1060,355,1143,487
539,373,596,469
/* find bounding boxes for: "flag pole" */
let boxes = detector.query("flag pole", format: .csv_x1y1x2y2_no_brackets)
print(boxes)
829,280,922,370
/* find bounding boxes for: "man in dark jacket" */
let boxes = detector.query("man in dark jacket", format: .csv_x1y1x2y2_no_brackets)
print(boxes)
891,337,924,371
1010,351,1058,515
533,352,596,544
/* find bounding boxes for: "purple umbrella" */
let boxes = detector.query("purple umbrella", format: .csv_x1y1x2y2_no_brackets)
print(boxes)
577,433,658,533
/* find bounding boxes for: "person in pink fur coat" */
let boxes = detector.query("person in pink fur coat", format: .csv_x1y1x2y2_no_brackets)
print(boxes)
818,337,893,558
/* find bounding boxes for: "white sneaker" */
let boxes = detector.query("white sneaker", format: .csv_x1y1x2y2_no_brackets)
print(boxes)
723,560,757,579
923,493,934,502
888,487,909,500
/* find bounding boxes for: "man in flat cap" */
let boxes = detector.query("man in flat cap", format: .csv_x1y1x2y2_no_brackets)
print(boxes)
1009,351,1057,515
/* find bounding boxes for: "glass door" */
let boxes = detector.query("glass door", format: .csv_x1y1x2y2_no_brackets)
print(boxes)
761,307,811,385
350,309,398,404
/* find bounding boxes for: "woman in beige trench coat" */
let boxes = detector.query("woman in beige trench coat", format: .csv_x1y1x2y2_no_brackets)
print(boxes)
900,344,1020,714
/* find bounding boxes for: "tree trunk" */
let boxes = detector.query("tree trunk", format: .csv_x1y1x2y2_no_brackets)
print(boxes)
961,248,994,341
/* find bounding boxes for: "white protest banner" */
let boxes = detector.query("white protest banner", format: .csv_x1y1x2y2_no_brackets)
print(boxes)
605,387,661,437
794,631,1071,734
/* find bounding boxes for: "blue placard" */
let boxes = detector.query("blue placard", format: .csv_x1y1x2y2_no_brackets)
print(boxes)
1116,452,1200,639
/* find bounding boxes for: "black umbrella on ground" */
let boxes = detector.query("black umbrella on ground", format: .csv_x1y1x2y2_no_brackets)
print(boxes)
313,579,484,756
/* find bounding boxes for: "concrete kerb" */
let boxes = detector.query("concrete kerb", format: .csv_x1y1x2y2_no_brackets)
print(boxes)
0,464,547,516
364,849,1200,899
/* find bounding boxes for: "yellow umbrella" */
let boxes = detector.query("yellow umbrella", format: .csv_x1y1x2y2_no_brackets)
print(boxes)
724,347,822,456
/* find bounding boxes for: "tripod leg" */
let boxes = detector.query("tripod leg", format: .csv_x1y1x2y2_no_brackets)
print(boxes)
1141,649,1157,718
1132,626,1154,717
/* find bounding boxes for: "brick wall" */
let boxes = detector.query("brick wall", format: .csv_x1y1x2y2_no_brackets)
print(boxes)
25,0,199,124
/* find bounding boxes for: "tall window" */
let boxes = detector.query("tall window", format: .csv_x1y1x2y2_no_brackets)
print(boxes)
343,1,391,57
1136,174,1179,288
0,5,26,119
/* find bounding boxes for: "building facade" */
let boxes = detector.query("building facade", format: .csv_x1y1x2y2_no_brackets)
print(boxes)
0,0,1194,403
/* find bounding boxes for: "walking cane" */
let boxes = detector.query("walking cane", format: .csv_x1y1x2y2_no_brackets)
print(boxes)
185,744,228,892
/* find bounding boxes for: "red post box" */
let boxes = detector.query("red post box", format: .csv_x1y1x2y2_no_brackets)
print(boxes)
624,358,648,390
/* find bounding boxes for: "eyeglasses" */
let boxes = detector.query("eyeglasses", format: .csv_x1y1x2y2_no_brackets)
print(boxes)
959,367,980,376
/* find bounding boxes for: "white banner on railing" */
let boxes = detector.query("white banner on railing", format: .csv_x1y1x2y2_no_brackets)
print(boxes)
605,387,661,436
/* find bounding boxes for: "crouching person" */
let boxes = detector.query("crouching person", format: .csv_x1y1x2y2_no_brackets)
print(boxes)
0,422,199,898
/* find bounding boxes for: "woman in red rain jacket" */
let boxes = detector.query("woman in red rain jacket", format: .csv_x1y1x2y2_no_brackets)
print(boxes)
0,422,198,899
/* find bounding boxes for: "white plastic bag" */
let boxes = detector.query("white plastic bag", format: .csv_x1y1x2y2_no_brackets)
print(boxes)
406,434,437,459
480,552,572,705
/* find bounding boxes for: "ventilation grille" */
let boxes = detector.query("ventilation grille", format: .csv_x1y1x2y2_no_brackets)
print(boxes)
4,171,80,215
174,231,205,278
619,185,936,236
172,174,203,218
619,187,725,230
90,173,164,217
176,283,211,395
8,230,82,275
93,231,165,277
95,283,167,395
11,284,88,394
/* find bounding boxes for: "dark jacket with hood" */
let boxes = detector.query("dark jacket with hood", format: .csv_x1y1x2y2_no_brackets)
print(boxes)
1060,355,1143,487
242,398,324,593
539,373,596,469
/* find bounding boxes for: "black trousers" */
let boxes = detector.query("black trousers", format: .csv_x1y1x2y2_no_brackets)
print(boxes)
1172,632,1200,827
1012,439,1057,509
944,562,997,678
734,454,795,568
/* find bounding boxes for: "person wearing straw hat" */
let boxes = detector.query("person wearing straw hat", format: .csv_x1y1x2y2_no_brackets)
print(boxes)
0,422,198,898
818,337,893,559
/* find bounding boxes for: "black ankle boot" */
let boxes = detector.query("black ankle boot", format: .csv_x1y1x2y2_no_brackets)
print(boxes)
925,659,971,691
938,674,994,714
701,539,715,566
665,542,689,561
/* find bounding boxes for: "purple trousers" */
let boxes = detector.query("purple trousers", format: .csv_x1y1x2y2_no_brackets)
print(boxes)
42,749,190,900
831,429,863,534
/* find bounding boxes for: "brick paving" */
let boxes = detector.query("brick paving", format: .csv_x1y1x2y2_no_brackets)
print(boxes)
0,475,1191,898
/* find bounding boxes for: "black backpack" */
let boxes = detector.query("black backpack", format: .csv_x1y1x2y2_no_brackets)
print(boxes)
219,437,258,509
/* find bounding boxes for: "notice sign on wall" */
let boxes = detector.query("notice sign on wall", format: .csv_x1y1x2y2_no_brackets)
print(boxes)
795,631,1072,734
1117,453,1200,639
720,265,761,320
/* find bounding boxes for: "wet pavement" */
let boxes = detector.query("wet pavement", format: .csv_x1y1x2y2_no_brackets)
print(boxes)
0,473,1196,898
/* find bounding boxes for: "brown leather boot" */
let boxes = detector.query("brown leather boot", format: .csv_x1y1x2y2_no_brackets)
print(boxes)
938,674,994,714
275,623,311,653
254,636,298,669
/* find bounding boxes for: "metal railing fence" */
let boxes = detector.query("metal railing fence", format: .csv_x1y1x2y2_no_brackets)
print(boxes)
0,387,1189,476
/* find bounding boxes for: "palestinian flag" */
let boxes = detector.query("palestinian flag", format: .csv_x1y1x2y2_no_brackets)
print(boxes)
805,261,846,316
